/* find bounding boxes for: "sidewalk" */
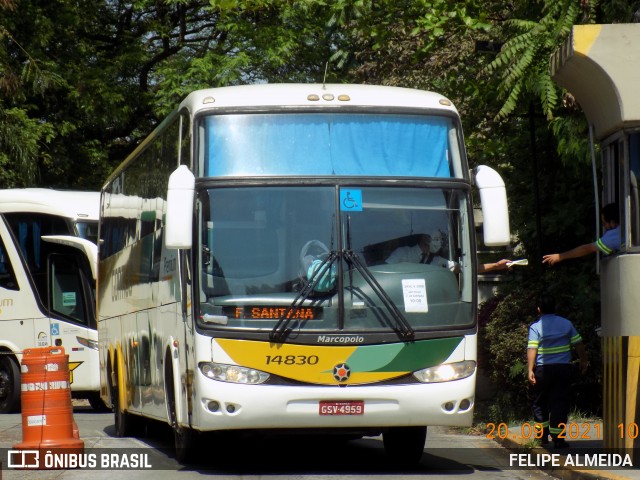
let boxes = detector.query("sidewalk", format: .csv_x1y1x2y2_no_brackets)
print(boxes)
493,421,640,480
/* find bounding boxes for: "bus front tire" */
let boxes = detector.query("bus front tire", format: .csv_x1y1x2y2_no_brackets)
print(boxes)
383,426,427,465
0,355,20,413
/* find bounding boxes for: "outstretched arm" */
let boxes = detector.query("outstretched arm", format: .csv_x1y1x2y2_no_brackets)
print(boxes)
479,259,511,273
542,243,597,266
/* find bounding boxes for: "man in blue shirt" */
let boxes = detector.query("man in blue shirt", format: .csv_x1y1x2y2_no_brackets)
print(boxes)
542,203,620,265
527,295,588,448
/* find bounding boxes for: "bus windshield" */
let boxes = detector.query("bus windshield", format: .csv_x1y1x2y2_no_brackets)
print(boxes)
75,220,99,244
198,113,458,178
198,185,473,335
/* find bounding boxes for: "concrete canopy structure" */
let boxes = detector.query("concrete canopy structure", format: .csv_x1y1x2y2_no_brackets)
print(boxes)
551,24,640,454
551,23,640,140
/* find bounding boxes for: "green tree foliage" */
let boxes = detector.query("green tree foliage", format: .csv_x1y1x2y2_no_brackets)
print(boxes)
0,0,346,187
1,0,151,187
154,0,340,114
322,0,493,101
484,0,596,120
0,17,59,186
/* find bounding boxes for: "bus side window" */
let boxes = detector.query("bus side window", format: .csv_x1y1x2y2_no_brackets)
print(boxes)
0,240,18,291
5,213,70,271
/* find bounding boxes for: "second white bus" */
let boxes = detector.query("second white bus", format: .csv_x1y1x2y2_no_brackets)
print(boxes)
0,188,103,412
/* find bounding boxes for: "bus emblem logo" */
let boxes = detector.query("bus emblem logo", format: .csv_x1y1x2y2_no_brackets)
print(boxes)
332,363,351,382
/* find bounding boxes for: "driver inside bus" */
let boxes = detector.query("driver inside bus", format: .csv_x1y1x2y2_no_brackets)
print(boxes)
386,232,458,272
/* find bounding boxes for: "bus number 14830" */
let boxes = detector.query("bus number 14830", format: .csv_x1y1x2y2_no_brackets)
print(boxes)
265,355,319,366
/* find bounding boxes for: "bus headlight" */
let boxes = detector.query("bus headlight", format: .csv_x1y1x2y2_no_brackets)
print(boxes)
199,362,270,384
412,360,476,383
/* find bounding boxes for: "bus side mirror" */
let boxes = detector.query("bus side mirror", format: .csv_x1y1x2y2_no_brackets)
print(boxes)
474,165,510,246
165,165,195,249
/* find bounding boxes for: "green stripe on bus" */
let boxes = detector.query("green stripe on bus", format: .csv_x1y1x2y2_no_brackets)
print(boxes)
345,337,464,372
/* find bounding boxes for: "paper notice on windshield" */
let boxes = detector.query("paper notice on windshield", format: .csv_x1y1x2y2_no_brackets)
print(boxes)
402,279,428,313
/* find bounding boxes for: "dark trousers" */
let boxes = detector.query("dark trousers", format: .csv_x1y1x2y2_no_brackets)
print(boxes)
532,363,571,439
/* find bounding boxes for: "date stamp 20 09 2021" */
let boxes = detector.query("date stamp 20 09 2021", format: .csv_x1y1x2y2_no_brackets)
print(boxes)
486,421,606,441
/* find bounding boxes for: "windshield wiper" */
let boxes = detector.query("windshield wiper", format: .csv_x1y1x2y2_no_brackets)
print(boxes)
344,215,414,340
270,251,338,342
343,249,415,340
270,213,415,342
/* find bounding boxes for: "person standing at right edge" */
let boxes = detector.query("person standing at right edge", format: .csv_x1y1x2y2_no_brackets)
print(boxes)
527,294,588,448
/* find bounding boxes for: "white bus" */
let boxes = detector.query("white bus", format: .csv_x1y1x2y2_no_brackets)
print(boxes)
0,188,103,412
97,84,510,463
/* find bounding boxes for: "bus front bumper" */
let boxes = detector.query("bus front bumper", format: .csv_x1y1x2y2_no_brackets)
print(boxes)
190,372,475,432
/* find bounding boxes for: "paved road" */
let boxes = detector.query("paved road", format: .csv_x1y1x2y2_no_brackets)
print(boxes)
1,406,551,479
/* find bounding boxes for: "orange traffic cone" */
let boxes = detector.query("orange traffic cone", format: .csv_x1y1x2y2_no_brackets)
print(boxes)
12,346,84,468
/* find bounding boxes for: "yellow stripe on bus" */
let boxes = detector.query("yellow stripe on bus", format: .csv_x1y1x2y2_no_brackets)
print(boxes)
214,339,406,385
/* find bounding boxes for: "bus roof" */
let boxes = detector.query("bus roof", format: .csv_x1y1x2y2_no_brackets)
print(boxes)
0,188,100,221
179,84,459,115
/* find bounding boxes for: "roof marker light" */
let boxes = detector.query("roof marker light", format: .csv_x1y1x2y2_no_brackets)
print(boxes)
203,97,215,104
338,95,351,101
307,94,320,101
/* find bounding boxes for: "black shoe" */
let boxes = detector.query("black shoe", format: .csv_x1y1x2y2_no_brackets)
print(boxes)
553,439,570,449
540,435,550,446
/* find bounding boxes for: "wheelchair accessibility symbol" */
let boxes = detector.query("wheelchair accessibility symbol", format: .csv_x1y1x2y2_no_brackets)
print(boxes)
340,189,362,212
